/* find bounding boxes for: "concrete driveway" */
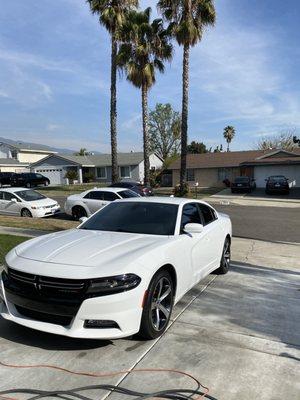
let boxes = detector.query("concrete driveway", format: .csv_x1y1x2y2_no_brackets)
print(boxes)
0,238,299,399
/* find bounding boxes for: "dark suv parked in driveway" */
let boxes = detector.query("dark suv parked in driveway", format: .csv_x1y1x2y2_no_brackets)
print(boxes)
11,173,50,188
265,175,289,195
0,172,14,187
109,181,153,196
231,176,256,193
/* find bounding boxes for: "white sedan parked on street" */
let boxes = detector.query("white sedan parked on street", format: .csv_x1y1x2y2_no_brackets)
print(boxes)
0,188,60,218
0,197,231,340
64,187,140,219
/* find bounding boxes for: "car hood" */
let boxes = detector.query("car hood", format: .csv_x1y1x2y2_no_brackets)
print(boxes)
14,229,169,268
23,197,58,207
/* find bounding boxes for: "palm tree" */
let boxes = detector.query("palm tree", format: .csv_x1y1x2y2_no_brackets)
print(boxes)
117,8,173,185
223,125,235,152
158,0,216,193
75,148,88,156
86,0,138,184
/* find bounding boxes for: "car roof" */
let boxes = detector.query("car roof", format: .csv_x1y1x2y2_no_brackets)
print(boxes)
114,196,213,207
0,187,32,193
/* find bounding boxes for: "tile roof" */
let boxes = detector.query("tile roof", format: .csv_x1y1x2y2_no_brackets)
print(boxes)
0,158,28,165
169,149,300,169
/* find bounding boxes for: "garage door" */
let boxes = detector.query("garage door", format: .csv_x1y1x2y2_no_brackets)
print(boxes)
35,168,65,185
254,165,300,188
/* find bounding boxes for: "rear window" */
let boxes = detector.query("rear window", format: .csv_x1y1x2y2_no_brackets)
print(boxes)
234,177,250,183
269,176,287,182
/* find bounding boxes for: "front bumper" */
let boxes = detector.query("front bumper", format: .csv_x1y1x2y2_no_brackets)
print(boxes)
0,276,144,339
32,206,61,218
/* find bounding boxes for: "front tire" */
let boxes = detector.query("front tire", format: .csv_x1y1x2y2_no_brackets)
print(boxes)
139,270,174,340
72,206,87,220
21,208,32,218
215,237,231,275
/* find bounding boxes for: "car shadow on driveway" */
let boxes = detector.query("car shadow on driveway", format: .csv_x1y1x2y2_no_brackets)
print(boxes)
0,319,113,350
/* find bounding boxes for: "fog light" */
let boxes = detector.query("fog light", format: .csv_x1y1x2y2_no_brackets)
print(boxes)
84,320,120,329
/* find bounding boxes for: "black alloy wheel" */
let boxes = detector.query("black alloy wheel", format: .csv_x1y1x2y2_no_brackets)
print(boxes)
139,270,174,339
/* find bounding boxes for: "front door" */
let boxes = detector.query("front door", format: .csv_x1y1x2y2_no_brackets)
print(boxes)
0,192,20,215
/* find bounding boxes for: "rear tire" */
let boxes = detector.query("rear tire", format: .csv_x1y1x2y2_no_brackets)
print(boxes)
139,270,174,340
215,237,231,275
21,208,32,218
72,206,87,220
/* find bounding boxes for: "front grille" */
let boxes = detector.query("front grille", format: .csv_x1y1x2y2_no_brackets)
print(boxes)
15,305,73,326
7,268,87,300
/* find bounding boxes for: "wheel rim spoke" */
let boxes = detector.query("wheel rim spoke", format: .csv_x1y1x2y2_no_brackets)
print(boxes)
151,277,172,332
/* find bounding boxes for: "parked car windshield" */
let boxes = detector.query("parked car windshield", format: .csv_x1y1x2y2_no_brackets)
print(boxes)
118,189,140,198
269,176,287,182
80,202,178,235
16,190,46,201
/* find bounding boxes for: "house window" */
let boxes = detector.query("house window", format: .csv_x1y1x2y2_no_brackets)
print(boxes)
11,150,18,160
120,166,131,178
186,169,195,182
96,167,107,179
218,168,233,181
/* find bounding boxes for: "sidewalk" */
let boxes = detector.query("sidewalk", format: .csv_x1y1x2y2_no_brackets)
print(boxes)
206,188,300,208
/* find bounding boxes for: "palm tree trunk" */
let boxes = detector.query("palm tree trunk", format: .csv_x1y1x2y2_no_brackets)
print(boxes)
110,35,118,184
180,43,190,193
142,83,150,186
227,141,230,152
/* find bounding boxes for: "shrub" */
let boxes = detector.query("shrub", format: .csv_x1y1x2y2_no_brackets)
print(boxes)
65,170,79,184
83,171,95,183
174,182,189,197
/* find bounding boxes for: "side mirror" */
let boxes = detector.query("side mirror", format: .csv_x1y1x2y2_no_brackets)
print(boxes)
11,198,17,203
79,216,88,223
184,223,204,234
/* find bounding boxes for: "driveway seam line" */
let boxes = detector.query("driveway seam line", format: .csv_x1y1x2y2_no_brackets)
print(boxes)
101,275,217,400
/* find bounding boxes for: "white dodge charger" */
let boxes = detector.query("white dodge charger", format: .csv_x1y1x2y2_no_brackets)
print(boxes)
0,197,231,340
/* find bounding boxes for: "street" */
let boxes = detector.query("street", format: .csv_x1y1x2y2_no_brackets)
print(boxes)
53,196,300,244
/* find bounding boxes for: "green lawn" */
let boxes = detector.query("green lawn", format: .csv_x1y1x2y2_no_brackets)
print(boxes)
0,215,78,232
0,234,29,264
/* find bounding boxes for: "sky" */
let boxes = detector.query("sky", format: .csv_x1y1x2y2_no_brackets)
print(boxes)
0,0,299,153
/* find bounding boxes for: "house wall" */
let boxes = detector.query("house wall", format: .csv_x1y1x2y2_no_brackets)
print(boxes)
0,166,29,173
95,165,140,183
18,152,52,163
172,167,241,187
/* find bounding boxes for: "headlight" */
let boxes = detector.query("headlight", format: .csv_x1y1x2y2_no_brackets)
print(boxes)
31,206,43,210
87,274,141,297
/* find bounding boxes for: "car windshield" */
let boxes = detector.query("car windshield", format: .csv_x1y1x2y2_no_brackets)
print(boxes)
16,190,46,201
118,190,140,199
80,202,178,236
235,177,249,183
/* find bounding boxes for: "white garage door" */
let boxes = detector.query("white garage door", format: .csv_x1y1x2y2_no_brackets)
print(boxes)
35,168,65,185
254,165,300,188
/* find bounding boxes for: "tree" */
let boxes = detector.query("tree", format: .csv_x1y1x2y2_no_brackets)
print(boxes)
256,130,299,151
117,8,173,185
223,125,235,152
86,0,138,184
74,148,89,156
149,103,181,160
158,0,216,194
187,141,207,154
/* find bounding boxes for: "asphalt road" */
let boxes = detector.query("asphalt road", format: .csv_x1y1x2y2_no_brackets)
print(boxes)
53,196,300,244
213,203,300,243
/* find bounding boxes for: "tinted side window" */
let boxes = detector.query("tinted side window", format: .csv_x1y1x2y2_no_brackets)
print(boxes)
102,192,119,201
118,190,140,199
180,203,202,231
0,191,4,200
88,191,104,200
3,192,17,201
198,204,217,225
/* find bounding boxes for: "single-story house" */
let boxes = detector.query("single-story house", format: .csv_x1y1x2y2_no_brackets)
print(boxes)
169,148,300,188
30,152,163,185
